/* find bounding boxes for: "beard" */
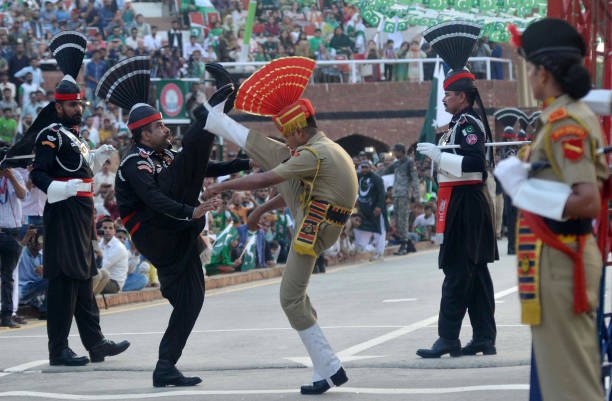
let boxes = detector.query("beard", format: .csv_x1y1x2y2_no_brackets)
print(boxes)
60,112,82,127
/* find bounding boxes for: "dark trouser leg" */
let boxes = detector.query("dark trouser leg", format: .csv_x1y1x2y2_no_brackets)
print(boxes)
159,125,215,205
47,276,78,358
0,232,21,321
74,277,104,350
529,347,543,401
158,250,205,365
506,195,517,253
438,264,471,340
466,264,496,342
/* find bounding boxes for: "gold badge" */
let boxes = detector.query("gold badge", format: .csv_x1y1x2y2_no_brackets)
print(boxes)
521,255,530,273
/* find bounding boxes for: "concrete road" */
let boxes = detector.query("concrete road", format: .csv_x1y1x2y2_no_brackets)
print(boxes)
0,242,533,400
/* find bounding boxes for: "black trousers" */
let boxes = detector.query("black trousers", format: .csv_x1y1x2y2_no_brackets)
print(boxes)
47,275,104,358
0,230,22,321
505,194,517,253
158,248,205,365
438,262,496,342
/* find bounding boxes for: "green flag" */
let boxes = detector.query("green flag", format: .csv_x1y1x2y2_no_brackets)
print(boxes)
240,231,258,271
206,223,239,275
418,72,438,145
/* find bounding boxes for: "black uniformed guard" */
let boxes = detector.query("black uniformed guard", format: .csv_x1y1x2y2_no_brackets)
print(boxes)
416,22,498,358
97,58,249,387
28,31,130,366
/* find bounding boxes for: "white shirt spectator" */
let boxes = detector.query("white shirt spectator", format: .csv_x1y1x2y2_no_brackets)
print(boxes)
126,36,139,50
14,66,44,86
94,170,115,193
414,213,435,231
15,168,46,218
0,82,17,100
101,236,129,290
0,173,24,228
143,33,162,51
20,82,42,108
183,41,204,60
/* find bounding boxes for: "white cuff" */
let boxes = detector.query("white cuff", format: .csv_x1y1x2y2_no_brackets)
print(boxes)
204,103,249,148
582,89,612,116
47,181,69,204
512,178,572,221
439,152,464,177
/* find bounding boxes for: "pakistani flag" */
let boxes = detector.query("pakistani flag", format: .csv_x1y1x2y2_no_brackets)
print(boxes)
418,63,452,146
205,222,238,275
240,231,258,272
188,11,206,40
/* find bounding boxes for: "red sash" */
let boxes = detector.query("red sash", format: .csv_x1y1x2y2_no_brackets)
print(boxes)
436,180,482,235
521,210,589,313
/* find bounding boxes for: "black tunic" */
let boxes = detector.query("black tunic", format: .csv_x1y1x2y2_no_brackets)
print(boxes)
437,109,498,269
31,123,96,280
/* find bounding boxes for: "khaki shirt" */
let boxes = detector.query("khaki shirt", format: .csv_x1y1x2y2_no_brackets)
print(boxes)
526,94,608,186
271,131,358,209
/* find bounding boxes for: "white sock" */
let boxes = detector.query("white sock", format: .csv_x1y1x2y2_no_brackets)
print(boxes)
298,323,341,382
204,102,249,148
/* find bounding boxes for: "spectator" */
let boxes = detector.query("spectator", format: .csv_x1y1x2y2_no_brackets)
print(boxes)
81,116,100,145
40,1,56,26
18,114,33,137
94,160,115,194
66,9,85,31
98,117,116,143
98,0,115,29
126,27,139,49
0,88,17,113
0,108,17,144
279,30,295,55
354,161,387,260
309,28,325,52
168,20,183,55
188,50,205,77
85,49,107,106
107,25,127,45
264,15,279,37
29,9,45,40
329,26,353,56
183,34,204,60
81,0,100,28
383,39,394,81
218,30,240,62
0,73,16,100
99,217,129,294
16,166,46,229
472,36,491,79
8,43,30,85
490,41,503,80
14,57,44,87
144,25,162,51
295,39,314,59
133,13,151,38
407,40,426,82
116,228,149,292
121,1,135,26
0,167,26,328
18,72,42,108
55,1,70,23
412,204,435,241
18,229,47,319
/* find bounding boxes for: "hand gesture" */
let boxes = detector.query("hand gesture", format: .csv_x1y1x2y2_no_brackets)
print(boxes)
202,183,223,200
193,197,222,219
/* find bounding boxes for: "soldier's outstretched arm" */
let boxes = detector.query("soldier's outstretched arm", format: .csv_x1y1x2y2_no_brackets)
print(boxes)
203,171,285,199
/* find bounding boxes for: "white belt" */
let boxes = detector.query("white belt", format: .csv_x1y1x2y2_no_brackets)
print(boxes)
438,171,483,183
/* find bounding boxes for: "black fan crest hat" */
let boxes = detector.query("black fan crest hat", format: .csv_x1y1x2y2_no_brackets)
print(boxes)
49,30,87,101
423,21,482,91
510,18,586,62
494,108,522,139
95,56,161,132
517,113,529,141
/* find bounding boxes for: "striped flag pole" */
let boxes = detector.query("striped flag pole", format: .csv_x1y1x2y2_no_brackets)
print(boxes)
436,141,531,149
239,0,257,62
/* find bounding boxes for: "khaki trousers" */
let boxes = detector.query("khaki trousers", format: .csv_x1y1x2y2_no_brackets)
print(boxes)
245,133,341,330
531,235,603,401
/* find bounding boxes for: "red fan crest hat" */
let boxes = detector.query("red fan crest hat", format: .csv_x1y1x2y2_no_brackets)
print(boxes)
234,57,316,137
423,21,482,91
49,30,86,101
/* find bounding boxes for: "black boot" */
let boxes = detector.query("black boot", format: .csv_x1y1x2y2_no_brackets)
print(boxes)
89,339,130,362
406,240,417,253
50,348,90,366
461,339,496,356
300,366,348,395
153,359,202,387
394,242,407,255
0,317,20,328
416,338,462,358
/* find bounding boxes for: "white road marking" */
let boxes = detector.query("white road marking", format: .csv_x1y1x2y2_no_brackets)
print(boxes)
0,325,406,339
0,360,48,379
383,298,417,303
287,286,518,367
0,385,529,398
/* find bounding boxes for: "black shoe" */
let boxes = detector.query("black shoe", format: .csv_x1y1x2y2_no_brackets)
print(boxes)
416,338,462,358
406,240,417,253
300,366,348,395
89,339,130,362
394,243,407,255
13,315,26,324
461,339,497,356
153,360,202,387
50,348,90,366
39,311,47,320
0,318,20,328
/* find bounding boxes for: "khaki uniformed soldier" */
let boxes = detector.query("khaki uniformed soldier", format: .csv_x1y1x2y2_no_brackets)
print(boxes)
495,19,608,401
202,58,357,395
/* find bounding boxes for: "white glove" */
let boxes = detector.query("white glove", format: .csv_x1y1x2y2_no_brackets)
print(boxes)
416,143,441,164
89,144,116,174
493,156,529,198
47,179,82,204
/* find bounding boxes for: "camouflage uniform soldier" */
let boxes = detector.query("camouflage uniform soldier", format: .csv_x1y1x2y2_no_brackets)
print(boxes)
377,143,419,254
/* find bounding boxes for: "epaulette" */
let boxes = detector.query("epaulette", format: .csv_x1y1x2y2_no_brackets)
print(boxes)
36,123,63,148
547,107,568,123
117,148,155,182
